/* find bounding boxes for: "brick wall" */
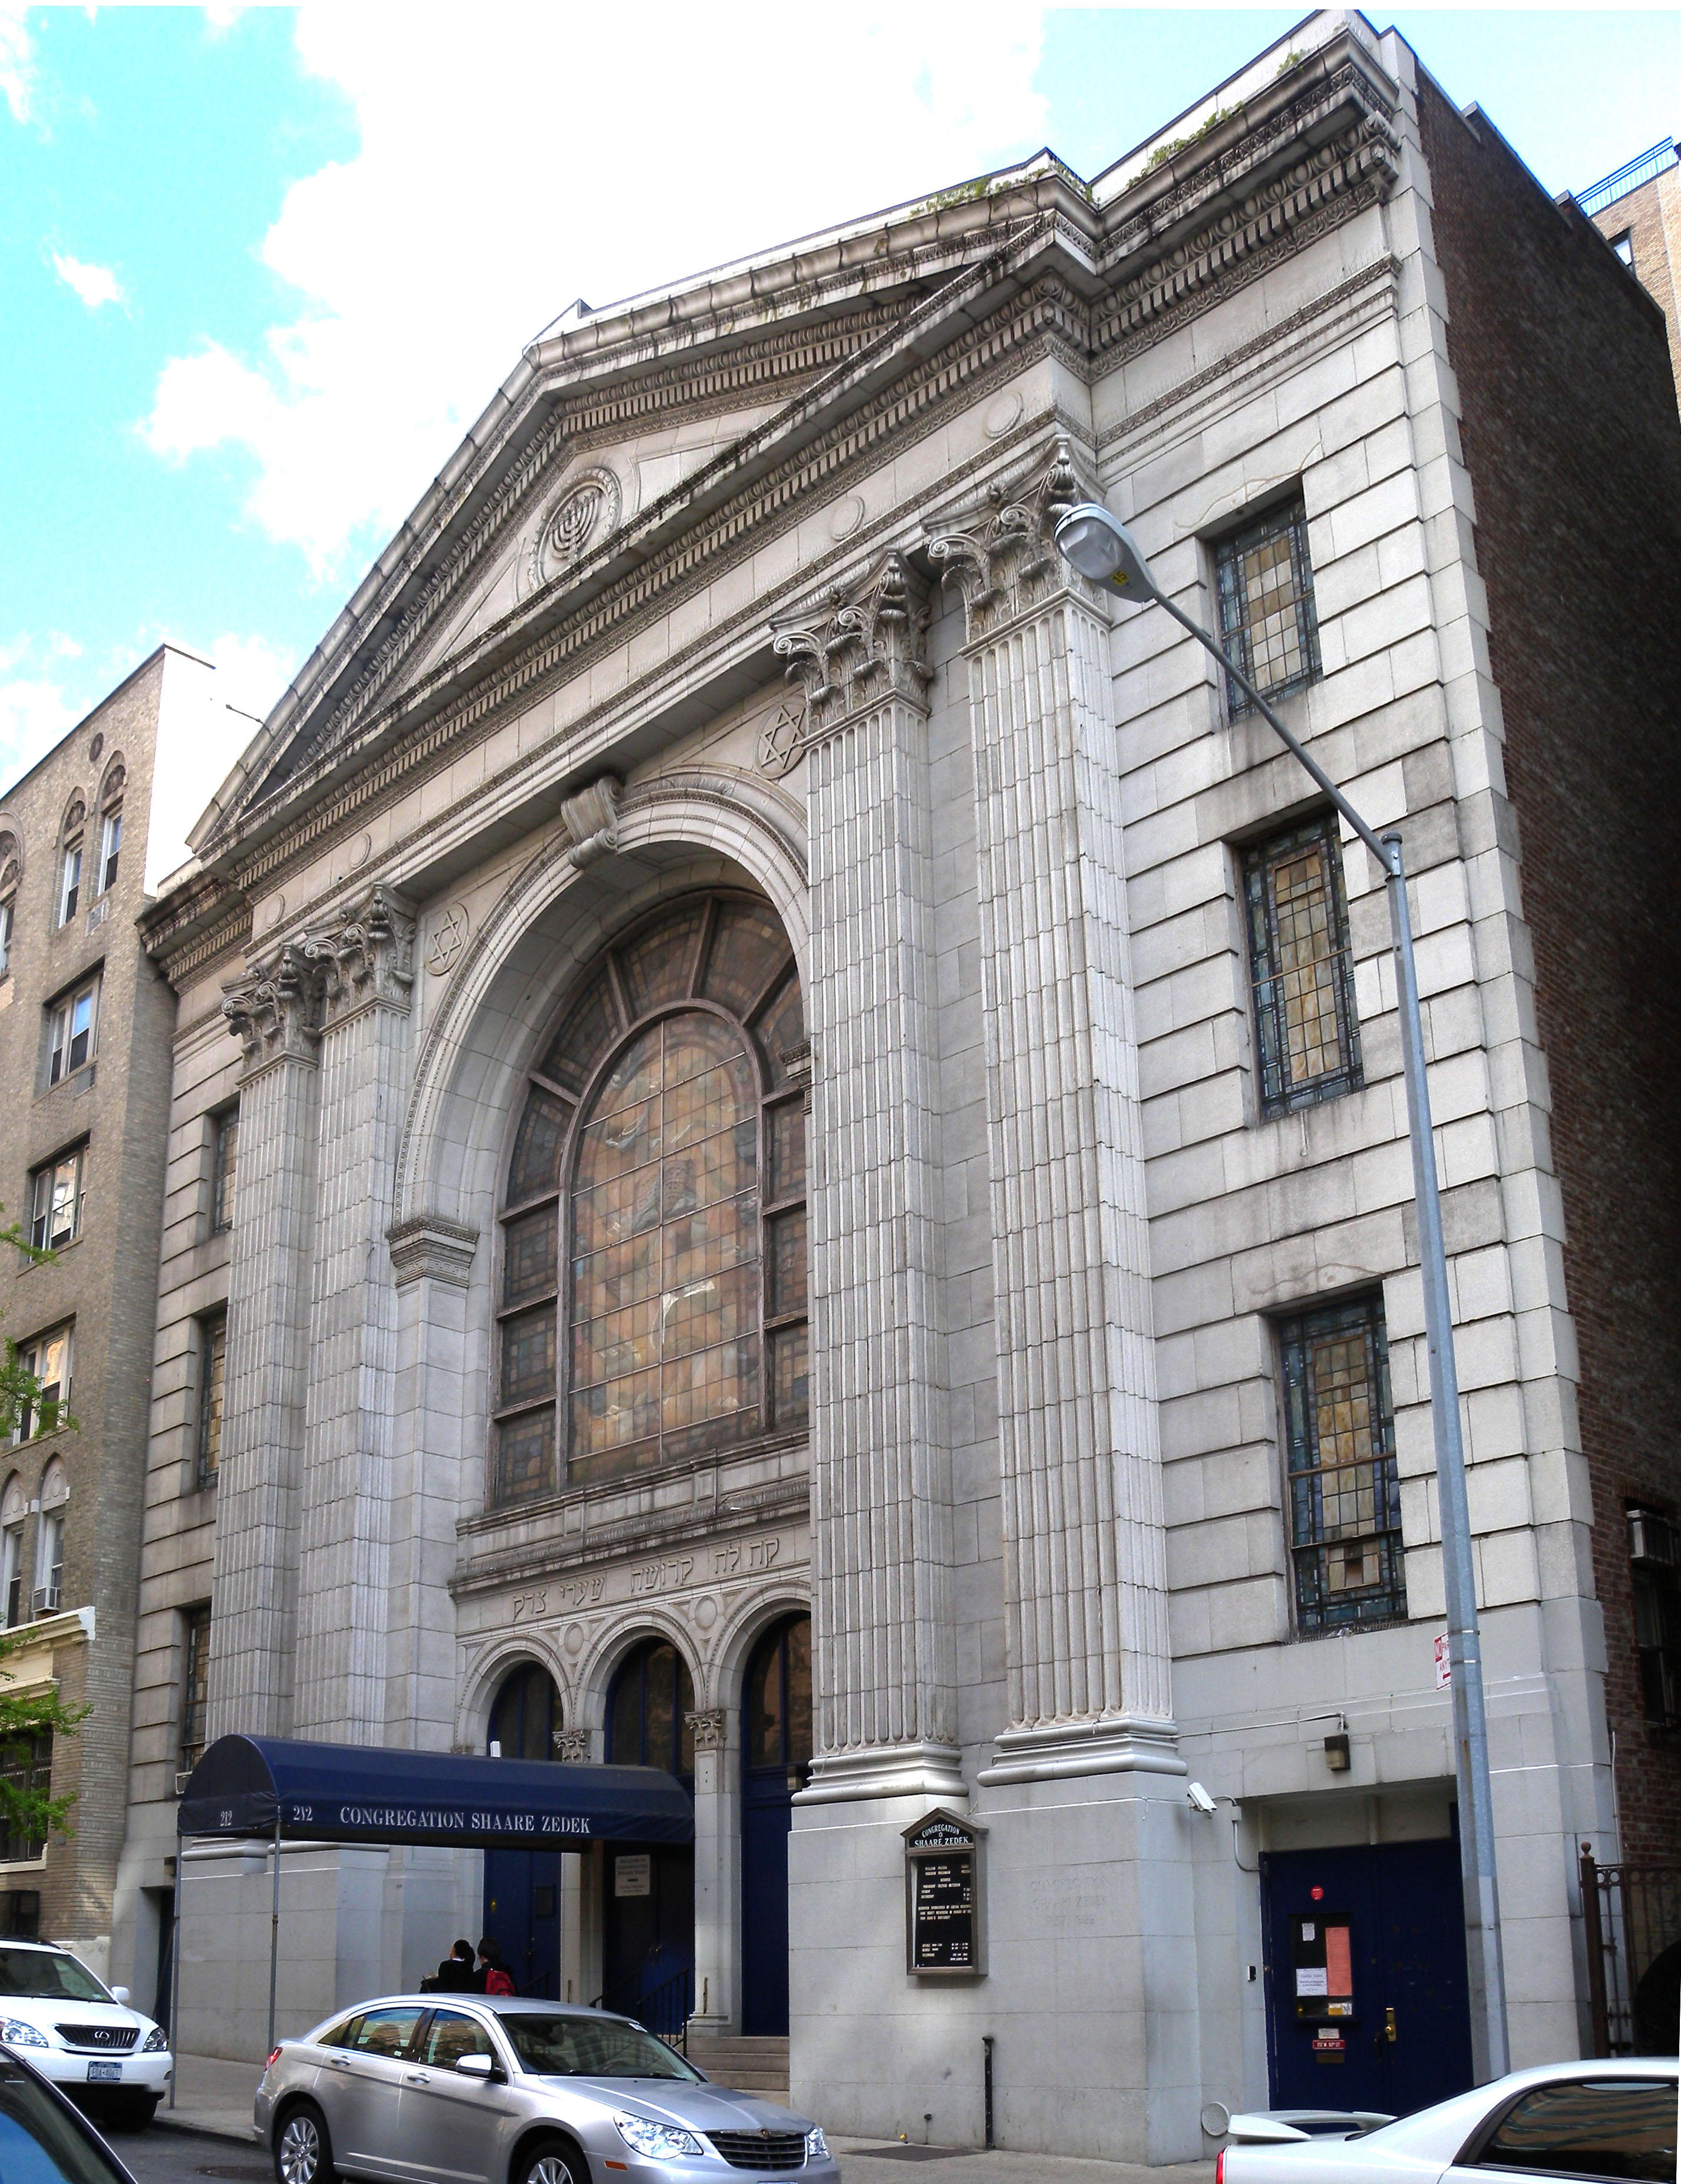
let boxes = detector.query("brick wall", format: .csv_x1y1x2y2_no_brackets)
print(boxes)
1421,81,1681,1862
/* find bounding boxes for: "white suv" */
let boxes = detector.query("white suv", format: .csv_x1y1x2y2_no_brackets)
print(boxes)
0,1938,172,2128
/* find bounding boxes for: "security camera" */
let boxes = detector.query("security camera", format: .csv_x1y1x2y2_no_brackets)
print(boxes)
1186,1781,1217,1816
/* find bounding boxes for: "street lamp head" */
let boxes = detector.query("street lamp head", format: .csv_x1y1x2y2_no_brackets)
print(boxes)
1052,503,1160,606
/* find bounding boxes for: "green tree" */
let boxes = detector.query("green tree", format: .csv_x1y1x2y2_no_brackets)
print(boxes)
0,1204,87,1856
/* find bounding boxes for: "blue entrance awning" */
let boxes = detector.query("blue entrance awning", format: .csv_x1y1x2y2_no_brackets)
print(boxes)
177,1735,693,1849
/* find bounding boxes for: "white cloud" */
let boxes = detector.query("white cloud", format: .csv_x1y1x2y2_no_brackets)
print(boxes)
0,5,35,126
204,630,295,723
142,2,1048,579
52,252,126,309
0,668,77,792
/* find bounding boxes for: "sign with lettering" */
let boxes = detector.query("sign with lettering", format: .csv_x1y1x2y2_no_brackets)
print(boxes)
615,1853,652,1898
1292,1912,1355,2022
903,1809,986,1978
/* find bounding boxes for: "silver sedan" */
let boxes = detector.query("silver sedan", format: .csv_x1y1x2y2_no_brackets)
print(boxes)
254,1996,839,2184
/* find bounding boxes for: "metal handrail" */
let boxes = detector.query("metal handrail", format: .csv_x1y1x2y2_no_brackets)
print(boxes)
592,1961,693,2054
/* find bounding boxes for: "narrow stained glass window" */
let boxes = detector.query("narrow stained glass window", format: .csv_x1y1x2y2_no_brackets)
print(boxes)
1279,1295,1406,1634
1215,497,1320,712
1244,815,1362,1118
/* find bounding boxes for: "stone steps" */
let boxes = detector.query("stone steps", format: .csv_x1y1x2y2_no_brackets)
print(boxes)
685,2032,791,2098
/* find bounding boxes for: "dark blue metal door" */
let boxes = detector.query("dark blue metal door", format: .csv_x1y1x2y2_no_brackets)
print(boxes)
1261,1836,1474,2116
741,1777,792,2035
483,1849,562,1997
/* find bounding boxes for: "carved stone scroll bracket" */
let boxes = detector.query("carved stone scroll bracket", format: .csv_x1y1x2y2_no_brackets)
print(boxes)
561,775,623,868
925,435,1098,646
772,549,932,744
222,941,325,1076
387,1214,480,1290
685,1707,728,1754
303,883,417,1024
553,1726,593,1764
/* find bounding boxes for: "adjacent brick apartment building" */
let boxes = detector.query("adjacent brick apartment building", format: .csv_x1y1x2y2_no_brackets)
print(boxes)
0,647,250,1986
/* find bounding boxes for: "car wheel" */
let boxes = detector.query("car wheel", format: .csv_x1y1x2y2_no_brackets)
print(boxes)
514,2135,584,2184
276,2099,336,2184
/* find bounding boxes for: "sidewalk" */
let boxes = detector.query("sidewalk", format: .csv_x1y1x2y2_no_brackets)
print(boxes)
835,2145,1214,2184
153,2051,263,2143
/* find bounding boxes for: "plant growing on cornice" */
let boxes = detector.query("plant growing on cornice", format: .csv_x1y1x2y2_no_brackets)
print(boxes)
1276,50,1306,77
1144,104,1236,174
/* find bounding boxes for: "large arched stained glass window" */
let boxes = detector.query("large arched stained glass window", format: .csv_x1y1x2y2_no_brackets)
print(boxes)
494,892,809,1504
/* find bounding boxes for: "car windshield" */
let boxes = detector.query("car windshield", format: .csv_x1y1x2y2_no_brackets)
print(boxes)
0,1951,112,2005
501,2016,701,2081
0,2053,126,2184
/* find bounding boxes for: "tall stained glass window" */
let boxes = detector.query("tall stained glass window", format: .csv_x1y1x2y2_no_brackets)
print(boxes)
1214,495,1320,713
493,893,809,1504
1279,1294,1406,1633
1244,815,1362,1118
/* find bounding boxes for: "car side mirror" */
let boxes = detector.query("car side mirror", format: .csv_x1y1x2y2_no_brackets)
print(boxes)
110,1988,130,2007
455,2054,498,2080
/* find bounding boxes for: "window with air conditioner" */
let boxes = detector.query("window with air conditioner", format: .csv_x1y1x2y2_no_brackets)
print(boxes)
31,1462,66,1617
0,1477,24,1630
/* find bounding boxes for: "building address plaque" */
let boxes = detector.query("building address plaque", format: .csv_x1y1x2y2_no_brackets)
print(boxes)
904,1808,986,1978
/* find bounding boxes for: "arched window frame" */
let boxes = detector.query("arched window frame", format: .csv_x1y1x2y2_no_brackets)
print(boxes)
487,1658,560,1762
0,1475,25,1631
56,796,85,929
491,891,809,1508
95,757,126,899
34,1458,67,1615
605,1636,695,1781
0,821,22,979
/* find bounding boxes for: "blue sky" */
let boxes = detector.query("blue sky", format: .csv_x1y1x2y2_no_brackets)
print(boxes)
4,5,1679,798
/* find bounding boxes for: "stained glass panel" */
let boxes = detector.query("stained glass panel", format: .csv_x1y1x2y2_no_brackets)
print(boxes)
619,904,704,1016
1244,817,1362,1118
539,969,620,1093
755,975,805,1086
504,1205,559,1308
768,1099,805,1202
768,1208,807,1317
770,1323,808,1431
1280,1295,1405,1632
701,899,788,1016
508,1087,573,1201
497,1407,553,1504
503,1305,557,1406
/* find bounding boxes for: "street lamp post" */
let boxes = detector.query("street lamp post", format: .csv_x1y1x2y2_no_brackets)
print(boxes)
1052,503,1510,2083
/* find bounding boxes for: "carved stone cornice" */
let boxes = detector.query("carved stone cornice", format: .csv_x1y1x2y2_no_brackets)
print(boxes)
925,435,1097,646
772,550,932,742
222,942,325,1075
560,775,622,868
685,1707,728,1753
303,884,416,1024
386,1214,479,1290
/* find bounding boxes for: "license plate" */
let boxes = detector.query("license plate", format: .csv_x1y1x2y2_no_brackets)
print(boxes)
87,2061,122,2083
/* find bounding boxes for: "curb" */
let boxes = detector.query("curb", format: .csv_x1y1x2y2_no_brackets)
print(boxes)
151,2112,263,2149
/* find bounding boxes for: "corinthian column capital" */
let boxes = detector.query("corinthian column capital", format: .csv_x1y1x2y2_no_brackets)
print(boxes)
925,435,1098,645
222,941,325,1075
303,884,417,1025
772,549,932,744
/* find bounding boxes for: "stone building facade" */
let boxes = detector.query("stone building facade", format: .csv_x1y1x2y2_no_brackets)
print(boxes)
0,645,249,1980
113,12,1681,2159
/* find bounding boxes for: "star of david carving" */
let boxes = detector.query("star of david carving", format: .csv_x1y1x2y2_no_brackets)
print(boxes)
757,701,806,779
427,904,468,977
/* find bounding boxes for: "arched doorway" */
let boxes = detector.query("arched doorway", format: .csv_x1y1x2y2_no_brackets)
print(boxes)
740,1613,811,2035
602,1637,695,2019
482,1661,562,1995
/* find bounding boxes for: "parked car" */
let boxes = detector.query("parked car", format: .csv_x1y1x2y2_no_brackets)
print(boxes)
256,1995,840,2184
0,2037,140,2184
1217,2057,1678,2182
0,1940,171,2131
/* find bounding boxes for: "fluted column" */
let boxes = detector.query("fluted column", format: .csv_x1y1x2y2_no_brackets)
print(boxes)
928,442,1177,1781
210,946,325,1740
290,887,416,1744
775,553,962,1802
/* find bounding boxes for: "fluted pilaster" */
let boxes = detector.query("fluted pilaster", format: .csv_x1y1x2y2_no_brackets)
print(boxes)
928,443,1177,1782
292,887,416,1743
209,945,325,1739
775,553,962,1802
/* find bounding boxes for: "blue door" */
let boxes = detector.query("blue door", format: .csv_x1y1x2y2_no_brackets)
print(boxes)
601,1640,696,2027
482,1662,564,1995
1261,1835,1474,2116
740,1616,811,2037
